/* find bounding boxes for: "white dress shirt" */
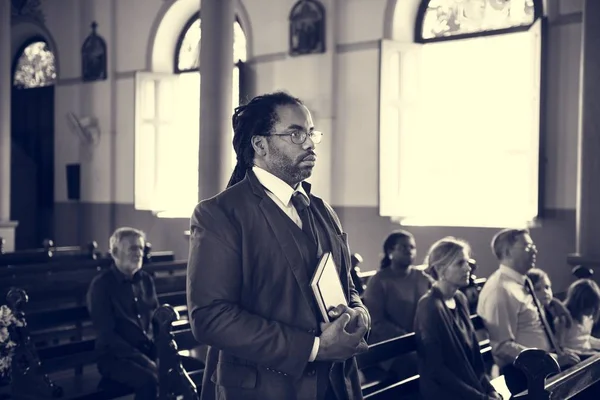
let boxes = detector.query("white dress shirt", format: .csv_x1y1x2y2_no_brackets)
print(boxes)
252,166,321,362
477,265,551,368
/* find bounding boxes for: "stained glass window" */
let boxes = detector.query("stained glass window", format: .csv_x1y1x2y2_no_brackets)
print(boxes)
420,0,537,41
175,17,247,72
13,41,57,89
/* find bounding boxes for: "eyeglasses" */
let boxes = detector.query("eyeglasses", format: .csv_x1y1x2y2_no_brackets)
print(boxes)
271,129,323,145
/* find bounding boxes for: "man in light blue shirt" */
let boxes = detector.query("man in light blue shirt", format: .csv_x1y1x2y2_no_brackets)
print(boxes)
478,228,579,394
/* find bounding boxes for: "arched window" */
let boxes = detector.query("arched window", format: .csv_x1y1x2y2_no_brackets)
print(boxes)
134,14,247,217
13,39,57,89
417,0,539,41
379,0,544,228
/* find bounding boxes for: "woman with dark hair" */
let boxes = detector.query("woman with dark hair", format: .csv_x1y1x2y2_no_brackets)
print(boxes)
415,237,502,400
363,230,431,343
362,230,431,380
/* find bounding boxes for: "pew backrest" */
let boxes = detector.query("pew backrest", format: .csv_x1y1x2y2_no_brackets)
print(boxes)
512,349,600,400
153,305,200,399
0,241,101,267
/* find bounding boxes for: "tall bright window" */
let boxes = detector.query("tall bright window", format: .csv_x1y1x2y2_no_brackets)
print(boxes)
380,0,543,228
134,14,247,217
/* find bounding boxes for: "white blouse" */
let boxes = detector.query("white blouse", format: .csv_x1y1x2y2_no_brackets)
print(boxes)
558,314,600,353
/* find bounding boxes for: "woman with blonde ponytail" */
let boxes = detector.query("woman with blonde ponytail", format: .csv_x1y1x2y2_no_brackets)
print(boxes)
415,237,502,400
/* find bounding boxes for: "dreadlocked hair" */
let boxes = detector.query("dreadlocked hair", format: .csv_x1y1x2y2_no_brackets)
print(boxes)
226,91,303,188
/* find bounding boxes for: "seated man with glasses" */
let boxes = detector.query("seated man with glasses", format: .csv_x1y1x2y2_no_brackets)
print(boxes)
477,228,580,395
187,91,370,400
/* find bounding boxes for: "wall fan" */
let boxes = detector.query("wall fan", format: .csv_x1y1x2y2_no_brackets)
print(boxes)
66,112,100,146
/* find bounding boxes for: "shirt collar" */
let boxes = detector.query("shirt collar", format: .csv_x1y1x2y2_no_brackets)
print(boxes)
499,264,527,285
111,264,142,283
252,166,310,206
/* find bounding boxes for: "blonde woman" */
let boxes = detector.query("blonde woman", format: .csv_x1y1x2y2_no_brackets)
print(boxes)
414,237,501,400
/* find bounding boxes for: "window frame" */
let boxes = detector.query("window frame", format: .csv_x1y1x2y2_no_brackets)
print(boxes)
414,0,544,44
379,0,547,228
133,12,248,217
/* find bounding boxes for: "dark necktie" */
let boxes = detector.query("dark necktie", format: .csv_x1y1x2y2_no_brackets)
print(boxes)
291,191,317,245
524,277,562,354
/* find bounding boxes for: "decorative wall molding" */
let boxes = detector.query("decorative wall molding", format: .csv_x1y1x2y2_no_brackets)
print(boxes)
56,70,138,86
551,12,582,26
11,0,44,24
336,40,379,54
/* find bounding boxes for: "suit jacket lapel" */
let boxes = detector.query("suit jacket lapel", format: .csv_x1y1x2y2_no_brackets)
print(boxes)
310,198,350,293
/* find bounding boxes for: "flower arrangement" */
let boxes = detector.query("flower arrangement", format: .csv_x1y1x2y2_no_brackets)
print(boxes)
0,304,24,382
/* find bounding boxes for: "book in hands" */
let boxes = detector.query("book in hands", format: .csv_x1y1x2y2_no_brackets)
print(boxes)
310,252,348,323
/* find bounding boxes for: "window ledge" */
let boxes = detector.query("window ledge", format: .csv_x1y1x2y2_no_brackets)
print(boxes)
153,210,193,219
391,216,541,229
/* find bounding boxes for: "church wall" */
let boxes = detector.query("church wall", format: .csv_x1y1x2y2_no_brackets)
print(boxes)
331,0,583,293
11,0,582,291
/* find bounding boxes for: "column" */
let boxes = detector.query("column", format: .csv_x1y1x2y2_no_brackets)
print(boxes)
0,0,18,252
198,0,235,201
569,0,600,273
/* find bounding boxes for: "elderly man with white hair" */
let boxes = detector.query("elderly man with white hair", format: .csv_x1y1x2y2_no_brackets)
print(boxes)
86,227,159,399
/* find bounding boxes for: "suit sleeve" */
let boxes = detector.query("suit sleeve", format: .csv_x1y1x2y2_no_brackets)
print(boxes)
322,200,371,331
415,296,491,400
186,201,315,380
347,262,371,332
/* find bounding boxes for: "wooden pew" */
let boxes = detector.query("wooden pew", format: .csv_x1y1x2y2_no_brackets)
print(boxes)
151,304,493,400
356,314,494,399
2,287,67,399
0,239,101,267
149,261,487,400
18,259,186,350
350,253,366,296
153,305,200,400
0,248,177,308
511,348,600,399
0,240,175,269
3,293,187,399
354,273,487,398
1,258,186,399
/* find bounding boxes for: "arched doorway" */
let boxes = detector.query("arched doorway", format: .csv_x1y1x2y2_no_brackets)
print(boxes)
11,38,56,249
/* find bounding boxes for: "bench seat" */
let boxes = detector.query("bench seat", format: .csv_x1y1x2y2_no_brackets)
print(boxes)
46,369,133,400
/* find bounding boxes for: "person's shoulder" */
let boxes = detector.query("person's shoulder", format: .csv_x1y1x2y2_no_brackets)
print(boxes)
88,268,114,292
412,266,434,282
138,268,155,282
367,269,388,285
313,196,341,221
416,288,439,311
479,269,502,293
454,290,469,308
478,270,516,305
196,179,252,212
191,180,254,227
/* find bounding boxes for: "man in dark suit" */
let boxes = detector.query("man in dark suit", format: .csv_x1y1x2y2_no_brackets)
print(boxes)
187,91,371,400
